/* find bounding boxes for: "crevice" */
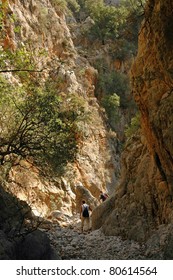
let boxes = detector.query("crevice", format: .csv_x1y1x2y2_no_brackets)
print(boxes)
154,152,167,182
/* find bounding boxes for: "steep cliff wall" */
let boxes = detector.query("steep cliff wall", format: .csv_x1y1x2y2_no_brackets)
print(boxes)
0,0,120,218
92,0,173,241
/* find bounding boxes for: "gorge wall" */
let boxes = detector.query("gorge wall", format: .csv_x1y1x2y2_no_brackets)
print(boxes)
0,0,120,221
92,0,173,242
1,0,173,251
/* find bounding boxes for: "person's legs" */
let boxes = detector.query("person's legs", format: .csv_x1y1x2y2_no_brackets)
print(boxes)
81,216,84,232
86,217,90,231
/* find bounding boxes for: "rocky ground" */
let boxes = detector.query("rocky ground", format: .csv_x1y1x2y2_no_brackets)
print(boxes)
46,214,147,260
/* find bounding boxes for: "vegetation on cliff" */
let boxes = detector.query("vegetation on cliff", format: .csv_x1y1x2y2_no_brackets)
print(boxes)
72,0,145,136
1,0,173,261
0,1,87,174
0,0,146,172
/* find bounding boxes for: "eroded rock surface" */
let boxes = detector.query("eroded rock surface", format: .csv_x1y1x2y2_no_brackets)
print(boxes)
3,0,120,219
92,0,173,242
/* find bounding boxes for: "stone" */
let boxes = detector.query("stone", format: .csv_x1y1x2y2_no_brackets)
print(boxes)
16,229,60,260
0,231,16,260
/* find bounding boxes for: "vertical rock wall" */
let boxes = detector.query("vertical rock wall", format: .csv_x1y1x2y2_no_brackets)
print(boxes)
1,0,120,218
92,0,173,241
132,0,173,190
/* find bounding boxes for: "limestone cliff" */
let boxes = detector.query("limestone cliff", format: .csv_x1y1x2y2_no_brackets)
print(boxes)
1,0,173,260
0,0,120,220
92,0,173,242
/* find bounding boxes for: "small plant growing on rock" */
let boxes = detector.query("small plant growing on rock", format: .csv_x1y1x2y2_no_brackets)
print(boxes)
125,112,141,138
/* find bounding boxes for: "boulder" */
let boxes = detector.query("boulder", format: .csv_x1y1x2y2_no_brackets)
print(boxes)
16,230,60,260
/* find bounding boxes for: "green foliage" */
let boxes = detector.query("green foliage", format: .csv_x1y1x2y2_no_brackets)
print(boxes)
75,0,87,10
117,0,146,45
120,0,145,16
101,71,129,98
95,61,130,108
0,76,21,140
94,59,136,131
75,0,146,44
86,2,124,44
0,46,32,70
0,1,7,33
102,93,120,128
51,0,80,14
0,4,3,30
110,39,137,61
61,92,87,119
0,44,47,83
0,74,86,173
125,112,141,138
0,2,87,174
51,0,68,12
67,0,80,13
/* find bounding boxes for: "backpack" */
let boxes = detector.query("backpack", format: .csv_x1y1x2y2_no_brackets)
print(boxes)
82,205,89,217
100,193,108,201
103,193,108,199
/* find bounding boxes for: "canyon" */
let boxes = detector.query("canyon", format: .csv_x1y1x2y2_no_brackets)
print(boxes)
0,0,173,259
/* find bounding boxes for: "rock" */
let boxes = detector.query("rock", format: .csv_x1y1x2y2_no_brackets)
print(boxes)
0,231,16,260
47,218,146,260
145,224,173,259
92,195,115,230
16,229,61,260
163,234,173,259
75,183,96,211
1,0,120,235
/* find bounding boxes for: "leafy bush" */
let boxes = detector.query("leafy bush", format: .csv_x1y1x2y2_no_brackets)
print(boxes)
110,39,137,61
102,93,120,128
51,0,80,15
95,62,130,108
50,0,68,13
67,0,80,13
86,3,123,44
125,112,141,138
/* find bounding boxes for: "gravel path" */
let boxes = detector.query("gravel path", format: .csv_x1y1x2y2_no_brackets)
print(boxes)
47,215,147,260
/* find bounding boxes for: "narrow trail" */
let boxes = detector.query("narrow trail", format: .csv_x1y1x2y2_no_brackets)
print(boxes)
47,215,147,260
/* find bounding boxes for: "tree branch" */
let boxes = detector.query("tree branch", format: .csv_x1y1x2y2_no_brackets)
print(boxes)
0,68,45,73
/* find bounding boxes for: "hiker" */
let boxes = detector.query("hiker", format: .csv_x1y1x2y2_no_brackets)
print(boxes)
99,191,109,203
80,200,92,232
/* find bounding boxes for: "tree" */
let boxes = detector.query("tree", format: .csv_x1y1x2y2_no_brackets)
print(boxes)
0,74,87,173
117,0,146,43
125,112,141,138
87,3,124,44
0,1,90,174
102,93,120,129
77,0,146,44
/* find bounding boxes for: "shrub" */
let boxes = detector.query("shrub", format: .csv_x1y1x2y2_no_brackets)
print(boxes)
125,112,141,138
50,0,68,14
51,0,80,15
95,64,130,108
102,93,120,128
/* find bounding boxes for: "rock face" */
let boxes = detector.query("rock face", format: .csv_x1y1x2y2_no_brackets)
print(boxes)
0,183,56,259
1,0,120,219
92,0,173,241
2,0,173,255
132,0,173,192
0,0,121,260
16,229,58,260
